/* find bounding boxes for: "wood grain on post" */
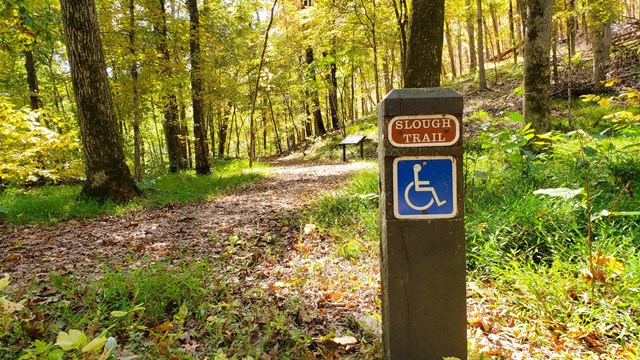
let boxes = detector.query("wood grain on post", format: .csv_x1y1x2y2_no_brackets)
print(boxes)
378,88,467,359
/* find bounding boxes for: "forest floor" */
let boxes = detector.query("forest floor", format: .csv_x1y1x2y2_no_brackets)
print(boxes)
2,158,636,358
0,160,383,357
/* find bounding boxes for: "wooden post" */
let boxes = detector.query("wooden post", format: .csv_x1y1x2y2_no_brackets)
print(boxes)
342,144,347,162
378,88,466,359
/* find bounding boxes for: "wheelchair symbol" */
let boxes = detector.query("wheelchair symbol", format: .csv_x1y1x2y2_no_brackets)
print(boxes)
404,163,447,211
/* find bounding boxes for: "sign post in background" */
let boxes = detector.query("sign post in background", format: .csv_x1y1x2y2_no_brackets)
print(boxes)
378,88,466,359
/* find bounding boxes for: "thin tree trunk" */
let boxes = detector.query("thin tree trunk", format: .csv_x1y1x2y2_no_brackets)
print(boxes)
489,4,502,62
151,0,182,172
457,24,464,74
566,0,577,57
150,97,165,165
326,51,341,129
552,31,559,83
19,6,41,110
466,0,478,73
25,51,41,110
249,0,278,166
477,0,488,90
187,0,210,174
509,0,518,63
178,94,189,169
128,0,142,182
266,91,282,154
306,46,326,136
445,21,457,79
391,0,408,80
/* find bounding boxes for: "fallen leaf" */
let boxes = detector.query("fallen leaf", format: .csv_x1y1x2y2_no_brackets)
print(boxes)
55,329,88,351
151,320,173,333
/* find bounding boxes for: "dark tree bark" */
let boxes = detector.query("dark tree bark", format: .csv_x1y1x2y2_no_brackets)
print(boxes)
509,0,518,63
523,0,553,133
404,0,445,87
25,51,41,110
150,0,183,172
187,0,210,174
391,0,408,82
128,0,142,182
60,0,139,202
325,51,341,130
19,6,41,110
306,46,326,135
566,0,577,57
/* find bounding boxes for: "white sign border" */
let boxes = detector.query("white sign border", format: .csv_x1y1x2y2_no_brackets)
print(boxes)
388,114,460,148
393,155,458,220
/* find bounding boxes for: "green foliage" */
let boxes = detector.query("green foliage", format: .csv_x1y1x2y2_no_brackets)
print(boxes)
303,166,379,260
0,97,84,186
0,159,268,225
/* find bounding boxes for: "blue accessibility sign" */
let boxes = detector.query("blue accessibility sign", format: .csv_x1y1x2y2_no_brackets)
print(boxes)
393,156,457,219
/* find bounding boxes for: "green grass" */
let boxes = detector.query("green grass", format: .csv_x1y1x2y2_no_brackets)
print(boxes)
3,260,316,359
303,165,379,260
0,159,268,226
301,108,640,356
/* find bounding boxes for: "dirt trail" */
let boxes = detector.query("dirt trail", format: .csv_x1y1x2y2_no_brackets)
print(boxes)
0,161,373,293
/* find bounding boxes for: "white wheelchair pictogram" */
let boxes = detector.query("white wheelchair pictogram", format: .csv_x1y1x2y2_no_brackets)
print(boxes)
404,163,447,211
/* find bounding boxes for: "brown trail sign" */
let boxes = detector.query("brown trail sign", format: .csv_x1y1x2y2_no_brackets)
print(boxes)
378,88,467,359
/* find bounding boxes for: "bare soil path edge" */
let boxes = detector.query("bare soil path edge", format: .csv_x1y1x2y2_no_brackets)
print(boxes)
0,161,373,293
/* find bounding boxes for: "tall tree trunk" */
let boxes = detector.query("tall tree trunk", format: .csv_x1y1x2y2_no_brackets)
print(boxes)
266,91,282,154
466,0,478,73
306,46,326,135
489,4,502,62
445,21,457,79
509,0,518,63
589,21,608,90
552,31,559,83
249,0,278,166
524,0,553,132
19,6,41,110
218,103,231,158
382,54,393,94
187,0,210,174
25,51,41,110
457,25,464,74
566,0,577,57
178,94,190,169
404,0,445,87
371,8,381,104
391,0,408,82
150,97,165,165
151,0,182,172
128,0,142,182
476,0,488,90
325,51,341,129
60,0,139,202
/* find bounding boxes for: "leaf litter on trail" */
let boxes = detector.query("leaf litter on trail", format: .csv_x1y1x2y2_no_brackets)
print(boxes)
0,161,379,356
